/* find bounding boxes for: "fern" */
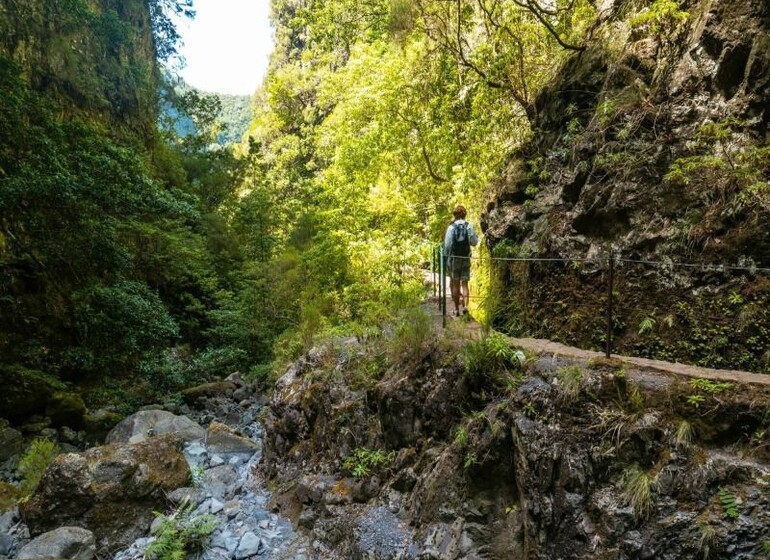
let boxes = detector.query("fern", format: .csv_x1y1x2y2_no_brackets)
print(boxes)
717,487,739,519
145,503,217,560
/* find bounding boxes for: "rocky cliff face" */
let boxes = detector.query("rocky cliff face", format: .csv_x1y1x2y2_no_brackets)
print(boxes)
0,0,158,132
481,0,770,371
261,340,770,559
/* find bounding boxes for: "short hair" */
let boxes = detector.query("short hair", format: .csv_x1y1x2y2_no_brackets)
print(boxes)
453,205,467,219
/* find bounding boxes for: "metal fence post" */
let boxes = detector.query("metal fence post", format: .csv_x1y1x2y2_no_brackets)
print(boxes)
606,249,614,358
433,245,437,298
439,245,446,327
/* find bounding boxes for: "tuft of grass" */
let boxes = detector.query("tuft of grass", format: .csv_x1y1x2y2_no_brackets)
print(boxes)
621,465,657,519
454,426,468,447
698,523,718,559
761,538,770,557
557,365,584,403
462,332,523,389
674,419,694,449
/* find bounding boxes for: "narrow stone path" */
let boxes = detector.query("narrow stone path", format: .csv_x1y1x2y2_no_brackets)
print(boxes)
425,272,770,387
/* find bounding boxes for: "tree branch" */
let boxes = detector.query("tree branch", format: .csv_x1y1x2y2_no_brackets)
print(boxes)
511,0,586,51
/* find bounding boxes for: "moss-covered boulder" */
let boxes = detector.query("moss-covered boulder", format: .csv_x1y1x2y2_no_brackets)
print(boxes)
45,392,86,429
82,409,123,443
21,434,190,548
0,420,23,460
0,366,65,424
181,381,236,406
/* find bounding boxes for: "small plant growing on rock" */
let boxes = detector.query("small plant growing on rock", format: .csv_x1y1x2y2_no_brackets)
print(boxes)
145,502,217,560
689,378,733,395
17,437,60,499
697,523,718,559
343,447,396,479
686,394,705,408
462,332,522,390
621,465,657,519
190,464,206,488
463,452,478,469
454,426,468,447
761,538,770,557
388,307,434,365
557,365,584,403
638,316,656,335
673,419,694,449
717,487,739,519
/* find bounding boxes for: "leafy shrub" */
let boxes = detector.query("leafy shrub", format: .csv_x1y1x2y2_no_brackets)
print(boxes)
71,280,180,373
17,438,60,498
462,332,523,389
388,307,434,365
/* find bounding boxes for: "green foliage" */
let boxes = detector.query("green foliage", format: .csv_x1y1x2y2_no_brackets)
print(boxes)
638,316,656,335
761,539,770,557
343,448,396,479
463,452,478,469
462,332,522,389
665,118,770,250
70,281,180,372
686,394,706,408
689,378,733,394
17,438,60,499
717,487,739,520
190,465,206,488
629,0,689,35
388,307,435,365
454,426,469,447
145,503,217,560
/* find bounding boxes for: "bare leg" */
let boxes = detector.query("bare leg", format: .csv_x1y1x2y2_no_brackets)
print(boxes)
460,280,470,313
450,278,461,314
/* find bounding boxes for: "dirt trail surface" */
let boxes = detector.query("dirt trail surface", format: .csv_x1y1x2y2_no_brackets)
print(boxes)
425,273,770,387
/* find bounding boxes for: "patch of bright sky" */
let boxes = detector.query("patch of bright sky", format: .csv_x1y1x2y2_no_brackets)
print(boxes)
171,0,274,95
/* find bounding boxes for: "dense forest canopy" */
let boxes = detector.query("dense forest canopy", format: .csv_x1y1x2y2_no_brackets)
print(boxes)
5,0,765,412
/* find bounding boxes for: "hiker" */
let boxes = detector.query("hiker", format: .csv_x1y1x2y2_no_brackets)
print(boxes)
444,205,479,316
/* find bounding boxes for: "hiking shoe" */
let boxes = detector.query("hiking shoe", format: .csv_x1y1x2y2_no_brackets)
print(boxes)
454,309,460,317
462,307,469,315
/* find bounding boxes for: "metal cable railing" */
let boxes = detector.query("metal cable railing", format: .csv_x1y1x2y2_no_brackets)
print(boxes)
430,244,770,368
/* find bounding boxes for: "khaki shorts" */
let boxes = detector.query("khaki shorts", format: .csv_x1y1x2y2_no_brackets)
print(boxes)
448,256,471,281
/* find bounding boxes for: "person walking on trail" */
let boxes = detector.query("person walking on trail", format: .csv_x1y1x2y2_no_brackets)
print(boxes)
444,205,479,316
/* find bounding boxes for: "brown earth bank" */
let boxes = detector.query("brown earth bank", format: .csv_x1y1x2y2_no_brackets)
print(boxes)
260,329,770,560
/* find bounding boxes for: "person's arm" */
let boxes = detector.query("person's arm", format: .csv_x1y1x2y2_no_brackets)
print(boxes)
444,223,454,256
469,224,479,246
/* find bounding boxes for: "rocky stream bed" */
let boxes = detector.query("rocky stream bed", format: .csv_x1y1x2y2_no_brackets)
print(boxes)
0,374,311,560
